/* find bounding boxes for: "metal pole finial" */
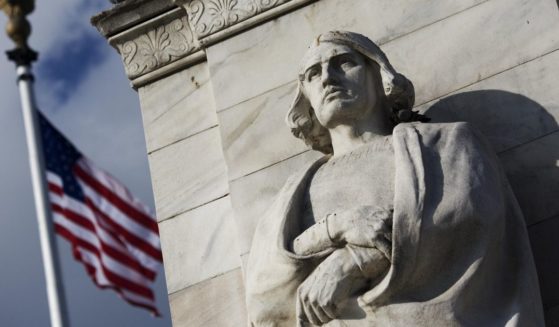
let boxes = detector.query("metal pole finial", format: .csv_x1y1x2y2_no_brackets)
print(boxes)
1,0,37,65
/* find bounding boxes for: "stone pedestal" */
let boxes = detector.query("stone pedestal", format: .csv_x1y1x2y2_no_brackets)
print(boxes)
92,0,559,325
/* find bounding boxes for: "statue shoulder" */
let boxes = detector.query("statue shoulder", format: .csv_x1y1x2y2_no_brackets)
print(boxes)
394,121,475,135
394,121,483,144
393,122,498,162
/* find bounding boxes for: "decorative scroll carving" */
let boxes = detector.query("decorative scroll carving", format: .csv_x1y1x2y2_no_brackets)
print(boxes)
186,0,290,38
115,15,198,79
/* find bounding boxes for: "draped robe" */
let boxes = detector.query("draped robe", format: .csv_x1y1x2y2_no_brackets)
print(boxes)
246,122,544,327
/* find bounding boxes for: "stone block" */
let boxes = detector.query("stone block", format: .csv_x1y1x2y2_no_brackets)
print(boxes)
139,62,218,153
418,50,559,153
229,150,321,254
169,268,248,326
159,196,241,294
207,0,487,112
149,127,229,221
218,81,309,180
499,130,559,226
381,0,559,107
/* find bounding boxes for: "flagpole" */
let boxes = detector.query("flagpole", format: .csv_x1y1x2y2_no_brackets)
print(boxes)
2,1,68,326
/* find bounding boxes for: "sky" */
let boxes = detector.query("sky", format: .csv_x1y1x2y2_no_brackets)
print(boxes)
0,0,171,326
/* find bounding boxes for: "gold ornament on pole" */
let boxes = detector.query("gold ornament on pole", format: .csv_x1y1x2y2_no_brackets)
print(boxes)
1,0,38,65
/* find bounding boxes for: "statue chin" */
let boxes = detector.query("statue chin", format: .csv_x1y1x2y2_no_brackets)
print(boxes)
315,99,374,130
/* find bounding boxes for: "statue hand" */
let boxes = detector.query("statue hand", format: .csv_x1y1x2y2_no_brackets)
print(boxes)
293,206,393,260
296,247,361,326
330,206,393,260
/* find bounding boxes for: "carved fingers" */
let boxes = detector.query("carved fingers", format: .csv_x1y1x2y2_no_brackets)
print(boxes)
297,286,336,326
296,249,358,325
293,218,336,256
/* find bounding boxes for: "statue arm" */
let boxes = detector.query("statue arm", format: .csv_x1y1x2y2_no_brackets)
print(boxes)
293,206,393,260
346,244,390,280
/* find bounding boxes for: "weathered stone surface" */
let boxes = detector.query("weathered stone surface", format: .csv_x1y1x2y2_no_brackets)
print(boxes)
139,62,217,153
206,0,487,112
419,50,559,153
149,127,228,221
218,81,309,180
230,150,320,254
500,130,559,226
169,268,247,326
159,196,240,293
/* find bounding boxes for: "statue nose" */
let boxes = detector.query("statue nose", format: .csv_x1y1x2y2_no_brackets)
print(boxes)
321,64,337,87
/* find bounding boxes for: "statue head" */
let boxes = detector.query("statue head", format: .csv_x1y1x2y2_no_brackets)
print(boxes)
286,31,420,154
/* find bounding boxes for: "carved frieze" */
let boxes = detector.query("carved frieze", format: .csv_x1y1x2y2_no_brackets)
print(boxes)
110,11,200,80
185,0,291,38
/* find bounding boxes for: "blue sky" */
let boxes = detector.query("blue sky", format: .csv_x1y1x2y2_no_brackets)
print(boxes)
0,1,171,326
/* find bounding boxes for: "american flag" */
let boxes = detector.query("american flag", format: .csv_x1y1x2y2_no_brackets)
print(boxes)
38,111,162,316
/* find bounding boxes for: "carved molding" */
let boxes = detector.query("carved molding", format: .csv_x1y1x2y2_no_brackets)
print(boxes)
109,9,200,80
185,0,291,38
95,0,317,84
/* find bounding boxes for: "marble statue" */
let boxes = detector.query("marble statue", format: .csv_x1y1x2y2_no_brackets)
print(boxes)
245,31,544,326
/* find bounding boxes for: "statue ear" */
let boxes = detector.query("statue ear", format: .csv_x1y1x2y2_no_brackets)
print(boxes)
286,83,313,139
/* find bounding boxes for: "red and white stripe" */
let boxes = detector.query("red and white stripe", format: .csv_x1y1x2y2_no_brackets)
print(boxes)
46,157,161,316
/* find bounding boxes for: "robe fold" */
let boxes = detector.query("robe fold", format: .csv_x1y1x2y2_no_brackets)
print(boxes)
246,122,544,327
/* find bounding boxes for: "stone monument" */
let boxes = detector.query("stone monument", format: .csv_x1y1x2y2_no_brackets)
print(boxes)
92,1,559,325
246,31,544,326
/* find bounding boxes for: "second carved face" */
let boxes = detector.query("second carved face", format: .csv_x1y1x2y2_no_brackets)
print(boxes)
300,43,380,129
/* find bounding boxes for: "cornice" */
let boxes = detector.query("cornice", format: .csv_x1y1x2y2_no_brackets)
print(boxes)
108,8,201,82
93,0,317,87
91,0,177,37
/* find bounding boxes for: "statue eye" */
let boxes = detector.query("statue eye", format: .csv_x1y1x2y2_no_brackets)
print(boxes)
306,67,320,81
339,56,357,70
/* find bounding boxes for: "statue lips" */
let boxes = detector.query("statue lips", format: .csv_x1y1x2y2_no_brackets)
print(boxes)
323,87,348,104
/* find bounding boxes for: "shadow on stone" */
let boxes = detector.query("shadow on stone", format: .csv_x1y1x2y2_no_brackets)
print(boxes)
424,90,559,325
423,90,556,153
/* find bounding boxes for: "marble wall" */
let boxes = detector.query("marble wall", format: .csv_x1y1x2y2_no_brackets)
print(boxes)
138,62,246,325
93,0,559,325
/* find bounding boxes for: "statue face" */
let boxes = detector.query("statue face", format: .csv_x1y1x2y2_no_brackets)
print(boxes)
300,43,379,129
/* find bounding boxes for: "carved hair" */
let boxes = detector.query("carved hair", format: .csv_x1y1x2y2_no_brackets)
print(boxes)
286,31,424,154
